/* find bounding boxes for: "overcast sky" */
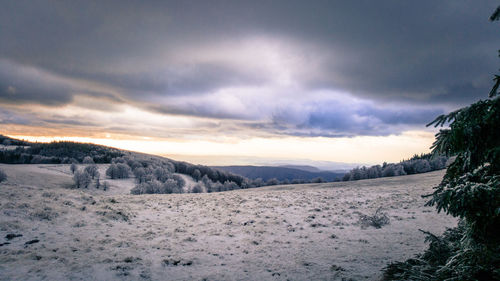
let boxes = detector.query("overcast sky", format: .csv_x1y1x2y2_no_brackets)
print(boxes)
1,1,498,165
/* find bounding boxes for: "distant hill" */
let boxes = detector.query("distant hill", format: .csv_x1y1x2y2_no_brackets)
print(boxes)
0,135,248,192
0,135,123,164
0,134,342,191
0,135,30,146
213,165,343,182
277,165,322,173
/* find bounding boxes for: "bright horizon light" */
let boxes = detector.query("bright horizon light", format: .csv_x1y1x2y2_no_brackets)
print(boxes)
6,130,436,167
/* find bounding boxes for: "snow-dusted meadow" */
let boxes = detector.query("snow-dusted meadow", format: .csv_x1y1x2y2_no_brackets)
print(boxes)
0,164,456,280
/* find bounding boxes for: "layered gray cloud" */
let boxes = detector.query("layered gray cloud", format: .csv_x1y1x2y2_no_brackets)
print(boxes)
0,1,498,138
0,60,75,106
263,98,444,137
0,60,123,106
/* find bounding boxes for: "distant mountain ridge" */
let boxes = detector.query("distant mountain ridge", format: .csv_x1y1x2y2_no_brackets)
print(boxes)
213,165,343,182
277,165,322,173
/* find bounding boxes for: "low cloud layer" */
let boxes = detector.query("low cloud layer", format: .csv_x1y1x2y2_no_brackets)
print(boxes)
1,1,498,139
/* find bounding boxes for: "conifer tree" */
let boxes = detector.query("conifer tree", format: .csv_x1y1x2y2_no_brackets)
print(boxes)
383,7,500,280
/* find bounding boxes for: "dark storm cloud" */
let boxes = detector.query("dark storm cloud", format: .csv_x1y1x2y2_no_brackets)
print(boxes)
0,60,74,106
0,60,122,107
0,1,498,137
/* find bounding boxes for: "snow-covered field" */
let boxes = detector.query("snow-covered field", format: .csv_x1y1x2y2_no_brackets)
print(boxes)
0,164,456,280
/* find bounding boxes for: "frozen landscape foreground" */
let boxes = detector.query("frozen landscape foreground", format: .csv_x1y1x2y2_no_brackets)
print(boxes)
0,165,456,280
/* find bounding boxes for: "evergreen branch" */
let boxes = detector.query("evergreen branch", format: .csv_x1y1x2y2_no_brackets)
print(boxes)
489,75,500,98
490,6,500,21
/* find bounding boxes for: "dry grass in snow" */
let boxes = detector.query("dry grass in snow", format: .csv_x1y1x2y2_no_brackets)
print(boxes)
0,164,456,280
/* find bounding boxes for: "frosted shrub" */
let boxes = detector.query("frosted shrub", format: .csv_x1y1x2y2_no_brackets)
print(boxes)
358,208,390,229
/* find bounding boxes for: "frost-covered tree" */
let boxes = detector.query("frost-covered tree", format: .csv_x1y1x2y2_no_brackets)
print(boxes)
223,180,239,190
126,159,142,170
0,168,6,182
383,7,500,280
393,164,406,176
106,163,130,179
82,156,94,164
153,167,170,182
382,165,395,177
84,164,99,179
130,178,181,194
164,179,180,194
367,165,382,178
133,167,146,183
73,170,91,188
70,163,77,174
172,174,185,189
348,167,360,180
429,156,447,170
413,159,431,173
131,180,155,194
252,178,264,187
265,178,279,186
212,181,224,192
192,169,201,181
116,163,130,178
106,164,119,179
111,157,126,164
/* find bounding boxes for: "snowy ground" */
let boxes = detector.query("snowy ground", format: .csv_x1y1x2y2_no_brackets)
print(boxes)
0,164,456,280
